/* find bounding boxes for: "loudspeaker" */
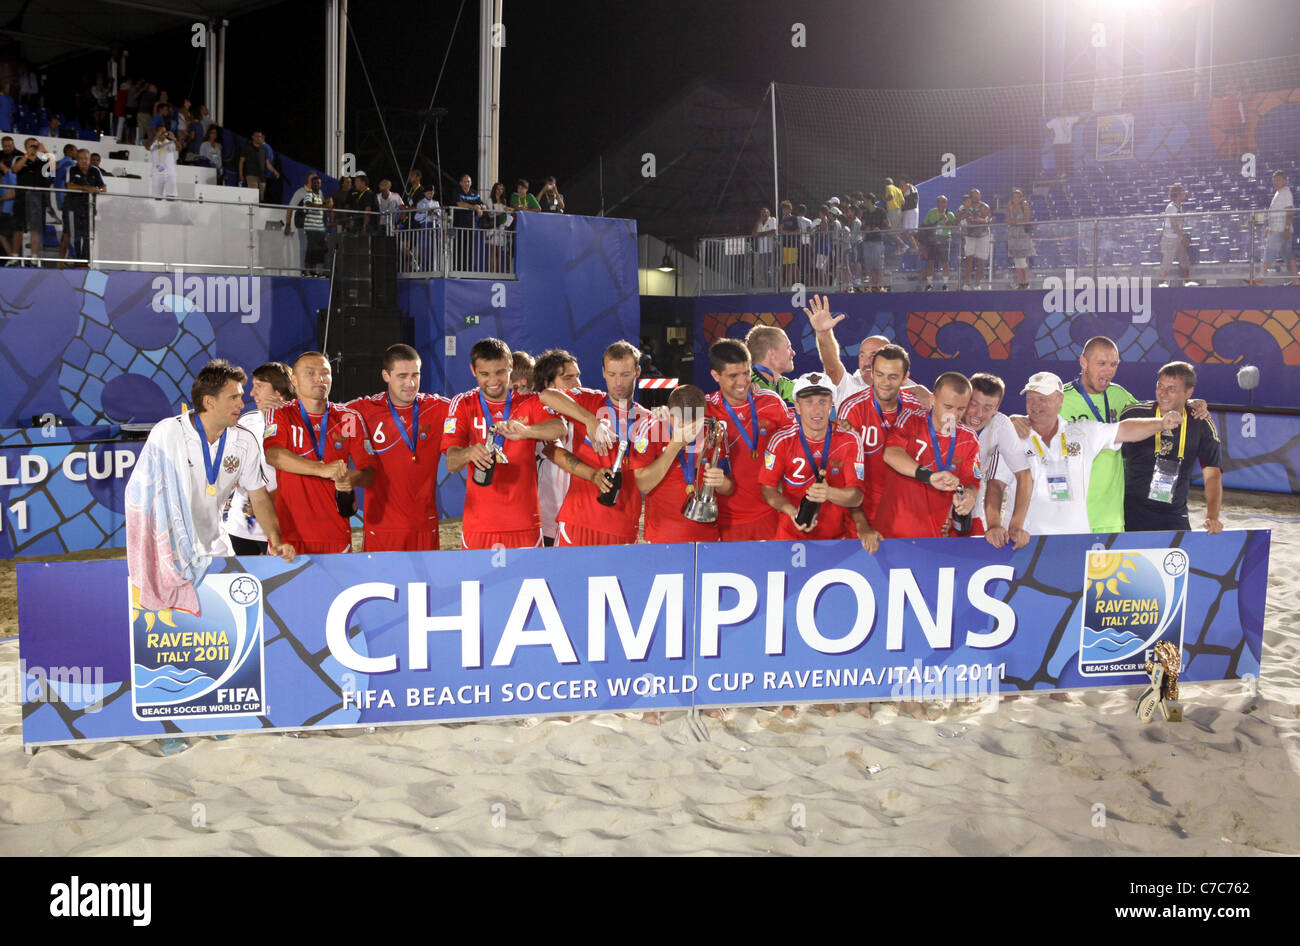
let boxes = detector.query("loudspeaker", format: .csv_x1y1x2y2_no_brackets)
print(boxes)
317,305,405,403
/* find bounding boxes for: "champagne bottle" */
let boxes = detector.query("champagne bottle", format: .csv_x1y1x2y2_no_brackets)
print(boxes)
596,439,628,507
951,485,972,535
795,471,824,528
335,489,356,519
472,452,496,486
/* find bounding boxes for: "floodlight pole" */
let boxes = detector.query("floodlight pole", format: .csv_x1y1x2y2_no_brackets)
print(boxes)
325,0,347,176
770,82,779,220
478,0,503,191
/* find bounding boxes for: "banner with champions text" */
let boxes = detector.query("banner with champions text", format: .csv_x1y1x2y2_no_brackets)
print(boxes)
17,530,1269,746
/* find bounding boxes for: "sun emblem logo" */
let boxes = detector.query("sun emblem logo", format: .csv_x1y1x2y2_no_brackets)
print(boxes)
1086,551,1140,598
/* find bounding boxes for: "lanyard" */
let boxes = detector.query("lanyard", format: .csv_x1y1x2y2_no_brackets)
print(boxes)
478,390,511,451
1155,407,1187,459
1075,377,1110,422
387,394,420,459
720,391,759,455
298,401,329,461
1030,430,1069,459
753,365,777,385
927,414,956,472
872,393,900,430
796,423,833,478
676,430,700,488
191,413,227,495
606,394,636,447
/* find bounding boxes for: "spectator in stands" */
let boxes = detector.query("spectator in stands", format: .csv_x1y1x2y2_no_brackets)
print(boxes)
1045,109,1079,179
813,206,836,285
0,138,17,168
352,171,379,233
114,79,133,141
148,126,179,200
916,195,954,290
0,157,16,263
54,143,77,267
510,178,539,212
13,138,54,266
778,199,799,288
840,204,862,289
90,75,112,134
149,103,178,136
17,64,39,109
1257,170,1298,285
412,183,441,270
1158,183,1191,287
238,130,280,202
402,169,424,211
796,202,814,284
90,153,111,176
192,105,213,141
537,176,565,212
0,83,13,136
286,173,326,275
63,149,105,267
43,115,63,139
197,125,223,184
883,177,903,232
452,173,484,229
330,175,353,231
484,181,510,272
376,178,404,233
900,176,920,247
860,193,889,291
962,188,992,289
1006,187,1034,289
136,82,158,146
752,206,776,286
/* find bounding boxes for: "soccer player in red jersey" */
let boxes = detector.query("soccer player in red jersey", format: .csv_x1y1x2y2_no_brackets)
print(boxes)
705,338,793,540
837,342,923,522
875,371,982,539
345,343,450,552
264,351,375,554
445,337,567,549
759,373,864,541
539,340,652,547
626,385,733,543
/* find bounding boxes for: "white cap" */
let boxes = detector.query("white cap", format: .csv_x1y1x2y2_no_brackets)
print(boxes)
827,197,840,205
1020,371,1064,396
354,170,368,178
791,372,834,399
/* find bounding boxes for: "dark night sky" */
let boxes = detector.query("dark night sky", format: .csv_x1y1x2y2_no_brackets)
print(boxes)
44,0,1300,189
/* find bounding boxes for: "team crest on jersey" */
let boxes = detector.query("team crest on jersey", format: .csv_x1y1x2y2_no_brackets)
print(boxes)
444,418,456,434
634,434,649,454
972,455,983,479
764,451,775,470
1066,440,1082,457
855,461,864,479
222,456,240,474
263,423,277,438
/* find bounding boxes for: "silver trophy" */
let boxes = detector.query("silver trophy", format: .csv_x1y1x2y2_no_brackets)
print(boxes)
682,417,726,523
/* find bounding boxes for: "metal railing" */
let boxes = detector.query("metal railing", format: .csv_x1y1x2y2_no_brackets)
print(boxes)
697,208,1299,293
0,182,516,279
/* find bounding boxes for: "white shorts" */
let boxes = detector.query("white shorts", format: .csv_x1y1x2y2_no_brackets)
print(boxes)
1161,238,1188,268
901,209,919,232
887,209,902,230
964,235,991,259
151,172,178,198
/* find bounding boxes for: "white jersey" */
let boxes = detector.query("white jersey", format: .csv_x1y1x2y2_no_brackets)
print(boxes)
223,409,278,543
1018,418,1121,536
537,420,574,540
149,139,177,176
974,412,1029,528
1268,186,1294,233
834,368,870,407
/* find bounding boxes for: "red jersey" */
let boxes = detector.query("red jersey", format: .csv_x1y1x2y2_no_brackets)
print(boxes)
873,408,982,539
346,392,450,539
265,399,372,548
626,414,731,544
446,389,554,534
838,386,922,521
705,388,793,526
554,387,650,540
758,423,863,541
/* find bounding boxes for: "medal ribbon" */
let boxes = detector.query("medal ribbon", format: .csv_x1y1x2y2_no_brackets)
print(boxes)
298,401,330,461
1076,377,1111,422
191,413,227,493
477,390,512,452
721,391,759,455
387,394,420,456
795,423,833,480
927,414,956,472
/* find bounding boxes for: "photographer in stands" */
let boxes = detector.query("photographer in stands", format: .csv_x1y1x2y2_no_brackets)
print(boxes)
12,137,54,267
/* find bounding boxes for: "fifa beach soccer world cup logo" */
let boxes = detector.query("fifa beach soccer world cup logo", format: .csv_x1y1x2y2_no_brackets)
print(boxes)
130,573,267,720
1078,549,1188,677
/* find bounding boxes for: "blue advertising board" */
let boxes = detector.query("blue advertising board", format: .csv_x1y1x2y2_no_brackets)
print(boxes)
19,530,1268,746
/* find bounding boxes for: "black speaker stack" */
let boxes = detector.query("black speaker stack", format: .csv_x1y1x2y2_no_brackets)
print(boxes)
318,233,403,403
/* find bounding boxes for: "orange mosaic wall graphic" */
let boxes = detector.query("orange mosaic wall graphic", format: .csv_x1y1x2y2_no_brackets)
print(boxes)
906,311,1024,360
1208,87,1300,160
701,311,795,345
1172,309,1300,365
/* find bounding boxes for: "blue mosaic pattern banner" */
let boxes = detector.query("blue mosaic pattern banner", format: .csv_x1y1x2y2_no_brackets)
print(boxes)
19,530,1268,746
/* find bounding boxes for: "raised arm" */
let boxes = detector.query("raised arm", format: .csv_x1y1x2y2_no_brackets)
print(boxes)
802,293,848,386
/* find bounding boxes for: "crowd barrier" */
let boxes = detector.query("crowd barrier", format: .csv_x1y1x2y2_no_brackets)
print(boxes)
17,529,1268,746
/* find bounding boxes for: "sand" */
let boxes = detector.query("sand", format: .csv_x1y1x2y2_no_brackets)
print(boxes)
1,489,1297,856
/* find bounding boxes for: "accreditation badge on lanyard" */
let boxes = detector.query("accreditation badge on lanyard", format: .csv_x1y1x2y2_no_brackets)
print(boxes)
1148,409,1186,504
1033,431,1071,501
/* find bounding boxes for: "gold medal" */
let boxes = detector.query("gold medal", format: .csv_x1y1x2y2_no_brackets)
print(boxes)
751,449,759,461
206,484,218,496
685,484,695,495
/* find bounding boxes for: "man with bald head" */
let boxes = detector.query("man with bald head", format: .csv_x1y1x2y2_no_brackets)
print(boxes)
803,298,931,406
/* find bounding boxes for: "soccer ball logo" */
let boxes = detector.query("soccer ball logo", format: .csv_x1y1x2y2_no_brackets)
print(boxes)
1162,550,1187,577
229,576,259,605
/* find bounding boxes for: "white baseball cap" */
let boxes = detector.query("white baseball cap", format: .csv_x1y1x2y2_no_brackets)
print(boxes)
827,197,840,206
1020,371,1065,396
792,372,834,399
